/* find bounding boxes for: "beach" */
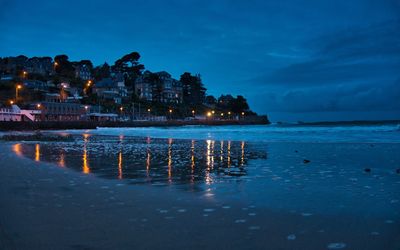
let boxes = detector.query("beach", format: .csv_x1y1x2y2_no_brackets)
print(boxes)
1,124,400,249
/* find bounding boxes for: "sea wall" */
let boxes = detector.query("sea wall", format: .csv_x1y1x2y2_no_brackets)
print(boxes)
0,115,269,131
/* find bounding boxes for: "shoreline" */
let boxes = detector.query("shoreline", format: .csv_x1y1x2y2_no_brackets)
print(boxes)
0,117,269,131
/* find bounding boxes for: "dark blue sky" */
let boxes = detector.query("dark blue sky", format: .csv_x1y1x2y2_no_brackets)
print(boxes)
1,0,399,121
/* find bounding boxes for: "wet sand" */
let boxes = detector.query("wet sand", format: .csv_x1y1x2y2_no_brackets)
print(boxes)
0,141,399,250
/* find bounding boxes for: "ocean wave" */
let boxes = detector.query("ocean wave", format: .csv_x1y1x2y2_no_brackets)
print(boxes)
59,123,400,143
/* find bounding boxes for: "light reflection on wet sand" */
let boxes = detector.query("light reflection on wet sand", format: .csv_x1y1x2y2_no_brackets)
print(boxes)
12,135,262,186
82,134,90,174
35,144,40,162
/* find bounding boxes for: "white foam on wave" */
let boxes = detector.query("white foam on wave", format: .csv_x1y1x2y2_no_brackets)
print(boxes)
61,124,400,143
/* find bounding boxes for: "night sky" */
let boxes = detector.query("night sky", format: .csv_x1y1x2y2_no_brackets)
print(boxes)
1,0,399,122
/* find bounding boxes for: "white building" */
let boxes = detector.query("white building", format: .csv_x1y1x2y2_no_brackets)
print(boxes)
0,105,41,122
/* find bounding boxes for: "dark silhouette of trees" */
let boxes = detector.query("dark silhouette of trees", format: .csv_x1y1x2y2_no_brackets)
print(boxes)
205,95,217,106
54,55,74,78
113,52,145,87
93,63,111,80
180,72,206,106
231,95,250,113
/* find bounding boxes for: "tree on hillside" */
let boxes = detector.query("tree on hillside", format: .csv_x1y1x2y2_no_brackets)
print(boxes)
205,95,217,106
180,72,206,106
78,60,93,70
54,55,74,78
217,94,235,109
113,52,145,87
231,95,250,113
93,63,111,80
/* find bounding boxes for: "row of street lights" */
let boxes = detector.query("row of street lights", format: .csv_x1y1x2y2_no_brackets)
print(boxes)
116,107,244,119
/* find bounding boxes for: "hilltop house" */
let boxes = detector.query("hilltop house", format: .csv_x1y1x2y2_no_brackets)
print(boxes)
25,57,54,76
74,64,92,80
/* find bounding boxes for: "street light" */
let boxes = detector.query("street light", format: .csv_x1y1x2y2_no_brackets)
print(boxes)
147,108,151,119
169,109,173,113
16,84,22,101
192,110,195,116
10,100,14,105
37,104,41,109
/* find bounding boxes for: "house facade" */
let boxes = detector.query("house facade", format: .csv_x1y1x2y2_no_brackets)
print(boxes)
93,76,127,104
74,64,92,80
134,71,183,104
25,57,54,76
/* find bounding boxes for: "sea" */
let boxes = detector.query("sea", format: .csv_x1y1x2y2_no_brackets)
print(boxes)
67,121,400,143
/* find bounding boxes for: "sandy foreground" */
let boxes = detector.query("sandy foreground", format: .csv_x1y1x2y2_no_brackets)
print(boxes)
0,142,399,250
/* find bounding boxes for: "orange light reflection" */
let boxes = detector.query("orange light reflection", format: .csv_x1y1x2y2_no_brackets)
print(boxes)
35,144,40,162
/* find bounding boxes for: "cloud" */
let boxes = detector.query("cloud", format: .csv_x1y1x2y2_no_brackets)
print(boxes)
255,20,400,87
252,78,400,113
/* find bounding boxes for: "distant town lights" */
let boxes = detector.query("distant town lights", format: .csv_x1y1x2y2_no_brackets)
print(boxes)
207,112,212,117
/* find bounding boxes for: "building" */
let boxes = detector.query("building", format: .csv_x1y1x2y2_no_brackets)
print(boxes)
86,113,118,122
0,105,40,121
74,64,92,80
0,56,28,74
134,71,183,103
134,71,153,101
25,57,54,76
39,101,85,121
158,71,183,104
93,77,127,104
23,80,55,91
